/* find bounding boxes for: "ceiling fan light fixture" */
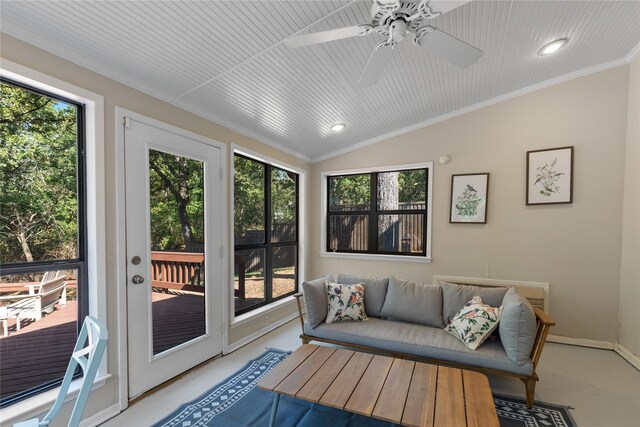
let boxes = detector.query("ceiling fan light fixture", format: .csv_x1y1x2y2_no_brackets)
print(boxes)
538,38,568,56
330,123,347,132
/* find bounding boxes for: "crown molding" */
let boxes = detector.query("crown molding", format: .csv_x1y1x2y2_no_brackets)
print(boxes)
626,40,640,63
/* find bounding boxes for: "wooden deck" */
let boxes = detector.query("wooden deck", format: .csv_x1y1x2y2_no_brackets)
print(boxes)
0,291,206,401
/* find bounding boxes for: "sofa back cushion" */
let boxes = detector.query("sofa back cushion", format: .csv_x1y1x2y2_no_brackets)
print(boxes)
380,277,444,328
500,287,537,365
441,282,508,325
337,274,389,317
302,274,335,328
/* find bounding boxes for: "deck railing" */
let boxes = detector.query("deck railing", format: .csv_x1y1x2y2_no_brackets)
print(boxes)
151,251,205,293
150,251,245,301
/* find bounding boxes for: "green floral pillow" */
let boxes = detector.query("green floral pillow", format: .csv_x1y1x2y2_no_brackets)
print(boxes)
325,282,368,324
444,296,503,350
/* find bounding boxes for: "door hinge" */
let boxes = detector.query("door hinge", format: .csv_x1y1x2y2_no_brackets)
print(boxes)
219,246,224,258
219,168,224,181
122,116,131,128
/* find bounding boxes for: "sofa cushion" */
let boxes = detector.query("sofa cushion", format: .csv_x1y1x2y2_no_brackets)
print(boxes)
500,287,537,365
445,296,503,350
337,274,389,317
380,277,444,328
304,317,533,376
441,282,508,324
301,274,334,328
326,282,368,324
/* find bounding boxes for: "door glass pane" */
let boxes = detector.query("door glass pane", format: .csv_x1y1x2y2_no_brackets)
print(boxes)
271,168,297,242
234,156,265,245
148,149,205,355
378,169,426,211
272,246,296,298
328,215,369,251
328,174,370,212
378,214,424,253
0,268,77,401
234,248,266,312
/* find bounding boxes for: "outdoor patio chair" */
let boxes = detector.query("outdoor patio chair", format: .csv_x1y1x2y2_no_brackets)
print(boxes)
13,316,108,427
0,276,67,330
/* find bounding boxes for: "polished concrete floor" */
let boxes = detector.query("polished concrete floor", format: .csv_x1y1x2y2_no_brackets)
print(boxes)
102,320,640,427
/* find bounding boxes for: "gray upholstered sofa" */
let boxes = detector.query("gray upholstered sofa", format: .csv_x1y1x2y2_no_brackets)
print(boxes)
293,274,555,408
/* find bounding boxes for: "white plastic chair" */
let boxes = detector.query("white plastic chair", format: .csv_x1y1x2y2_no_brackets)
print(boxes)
14,316,108,427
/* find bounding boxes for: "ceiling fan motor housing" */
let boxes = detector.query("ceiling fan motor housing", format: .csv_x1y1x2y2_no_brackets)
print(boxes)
371,1,429,38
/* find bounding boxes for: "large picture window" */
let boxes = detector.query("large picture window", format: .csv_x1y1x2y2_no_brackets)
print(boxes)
0,78,87,407
233,153,299,315
326,167,429,256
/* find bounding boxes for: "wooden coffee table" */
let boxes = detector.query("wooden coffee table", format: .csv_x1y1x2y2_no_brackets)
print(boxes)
258,344,498,427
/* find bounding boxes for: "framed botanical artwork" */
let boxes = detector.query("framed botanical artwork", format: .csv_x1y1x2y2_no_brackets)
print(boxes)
450,173,489,223
526,146,573,205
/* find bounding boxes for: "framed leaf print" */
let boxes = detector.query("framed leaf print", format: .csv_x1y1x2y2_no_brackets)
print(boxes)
450,173,489,223
527,146,573,205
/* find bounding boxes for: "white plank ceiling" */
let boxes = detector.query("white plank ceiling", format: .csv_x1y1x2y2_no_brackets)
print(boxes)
2,0,639,161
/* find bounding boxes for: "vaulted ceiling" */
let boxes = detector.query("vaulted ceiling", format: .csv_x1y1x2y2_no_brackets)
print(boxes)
2,0,639,161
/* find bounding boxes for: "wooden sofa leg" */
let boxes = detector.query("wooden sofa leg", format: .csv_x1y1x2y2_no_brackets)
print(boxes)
301,336,310,345
524,378,536,409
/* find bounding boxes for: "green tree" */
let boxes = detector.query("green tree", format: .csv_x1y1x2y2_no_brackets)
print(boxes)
0,82,78,264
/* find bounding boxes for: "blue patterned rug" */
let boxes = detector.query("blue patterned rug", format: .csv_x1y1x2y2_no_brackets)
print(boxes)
154,349,577,427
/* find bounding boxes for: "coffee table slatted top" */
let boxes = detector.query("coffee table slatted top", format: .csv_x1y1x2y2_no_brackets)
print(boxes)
258,344,499,427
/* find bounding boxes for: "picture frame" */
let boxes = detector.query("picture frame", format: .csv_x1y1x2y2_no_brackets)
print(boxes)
526,146,573,205
450,173,489,223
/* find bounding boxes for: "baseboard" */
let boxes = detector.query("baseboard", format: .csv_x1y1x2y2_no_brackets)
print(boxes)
81,402,120,427
225,312,298,354
547,334,614,350
613,343,640,371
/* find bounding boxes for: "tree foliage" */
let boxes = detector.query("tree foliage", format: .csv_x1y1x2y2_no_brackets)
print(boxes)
0,82,78,264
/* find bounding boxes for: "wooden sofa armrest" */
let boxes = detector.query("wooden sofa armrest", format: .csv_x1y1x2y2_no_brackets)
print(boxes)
530,307,555,370
293,293,305,332
533,307,555,326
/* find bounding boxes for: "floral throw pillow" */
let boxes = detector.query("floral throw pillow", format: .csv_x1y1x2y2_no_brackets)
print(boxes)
444,296,503,350
325,282,368,324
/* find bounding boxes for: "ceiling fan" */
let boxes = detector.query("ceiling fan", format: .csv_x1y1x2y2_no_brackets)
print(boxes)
284,0,483,86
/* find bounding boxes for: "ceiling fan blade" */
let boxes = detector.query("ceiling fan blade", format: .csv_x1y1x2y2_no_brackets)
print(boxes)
427,0,472,15
284,25,370,49
358,43,393,86
419,27,482,68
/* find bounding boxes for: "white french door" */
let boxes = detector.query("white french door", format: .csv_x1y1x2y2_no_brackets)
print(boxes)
124,117,224,398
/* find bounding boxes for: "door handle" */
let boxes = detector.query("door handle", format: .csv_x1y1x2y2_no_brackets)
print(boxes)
132,275,145,284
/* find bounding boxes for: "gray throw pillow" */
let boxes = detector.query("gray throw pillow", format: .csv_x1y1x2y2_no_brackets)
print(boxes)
380,277,444,328
302,274,335,328
441,282,508,324
337,274,389,317
500,287,537,365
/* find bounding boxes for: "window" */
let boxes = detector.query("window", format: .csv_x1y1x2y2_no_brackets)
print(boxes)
233,153,299,315
0,78,87,407
326,166,430,257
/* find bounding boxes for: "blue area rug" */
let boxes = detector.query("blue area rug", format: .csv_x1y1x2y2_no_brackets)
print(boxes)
154,349,577,427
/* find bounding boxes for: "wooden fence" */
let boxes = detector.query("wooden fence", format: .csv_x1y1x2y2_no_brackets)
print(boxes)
328,203,425,253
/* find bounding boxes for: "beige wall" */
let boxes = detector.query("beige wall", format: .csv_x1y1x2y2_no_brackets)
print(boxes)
310,66,630,342
618,57,640,357
0,33,307,424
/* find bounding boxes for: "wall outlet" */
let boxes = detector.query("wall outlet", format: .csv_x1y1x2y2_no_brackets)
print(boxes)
264,315,269,326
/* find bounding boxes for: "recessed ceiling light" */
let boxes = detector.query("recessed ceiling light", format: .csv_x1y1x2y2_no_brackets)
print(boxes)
538,39,568,56
330,123,346,132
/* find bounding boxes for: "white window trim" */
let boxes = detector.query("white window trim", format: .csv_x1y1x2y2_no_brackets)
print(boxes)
320,162,433,263
0,60,107,419
229,145,306,328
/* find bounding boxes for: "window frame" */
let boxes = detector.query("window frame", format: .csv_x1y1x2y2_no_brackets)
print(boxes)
232,152,301,317
0,77,88,407
321,162,433,263
0,60,107,418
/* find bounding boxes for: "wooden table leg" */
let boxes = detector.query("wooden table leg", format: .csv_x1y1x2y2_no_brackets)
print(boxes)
269,393,280,427
1,318,7,336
